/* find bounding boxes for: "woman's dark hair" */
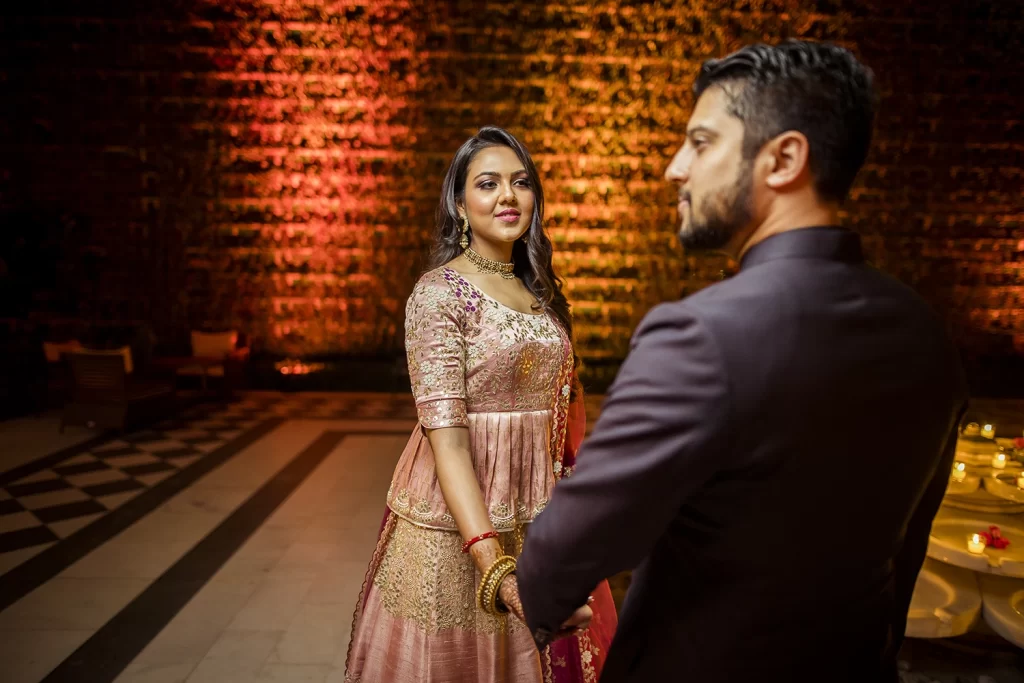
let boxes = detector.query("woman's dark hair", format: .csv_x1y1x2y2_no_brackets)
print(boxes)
694,40,877,203
427,126,580,388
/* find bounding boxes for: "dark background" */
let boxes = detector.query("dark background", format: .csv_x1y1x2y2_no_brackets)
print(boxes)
1,0,1022,406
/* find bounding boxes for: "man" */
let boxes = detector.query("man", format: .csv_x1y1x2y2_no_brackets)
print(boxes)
516,41,968,682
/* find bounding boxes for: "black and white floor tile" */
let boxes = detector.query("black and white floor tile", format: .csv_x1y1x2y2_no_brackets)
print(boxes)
0,393,415,571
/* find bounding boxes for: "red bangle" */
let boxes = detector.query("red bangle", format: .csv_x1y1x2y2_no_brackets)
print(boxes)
461,531,499,554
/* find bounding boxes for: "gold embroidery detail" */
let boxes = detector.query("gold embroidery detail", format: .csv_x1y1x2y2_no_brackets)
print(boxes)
372,518,528,636
388,490,549,531
417,398,468,429
579,630,598,683
490,501,515,526
410,500,434,522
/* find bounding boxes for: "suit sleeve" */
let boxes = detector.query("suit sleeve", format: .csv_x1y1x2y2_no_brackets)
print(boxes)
516,303,731,645
890,402,964,648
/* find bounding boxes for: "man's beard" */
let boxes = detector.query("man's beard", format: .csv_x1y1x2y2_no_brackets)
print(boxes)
678,160,754,251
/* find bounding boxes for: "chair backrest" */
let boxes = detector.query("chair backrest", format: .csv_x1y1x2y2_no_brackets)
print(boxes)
67,352,128,402
191,331,237,358
43,340,83,363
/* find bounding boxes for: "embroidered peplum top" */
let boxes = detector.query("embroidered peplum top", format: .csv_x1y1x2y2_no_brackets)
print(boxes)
387,266,574,531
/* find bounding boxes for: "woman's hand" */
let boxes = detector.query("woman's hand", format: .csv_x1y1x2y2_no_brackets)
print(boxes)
497,574,526,623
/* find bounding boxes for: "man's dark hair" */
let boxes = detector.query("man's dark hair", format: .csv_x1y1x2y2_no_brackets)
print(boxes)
694,40,877,203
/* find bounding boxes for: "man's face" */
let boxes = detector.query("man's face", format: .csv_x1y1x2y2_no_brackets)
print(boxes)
664,85,755,251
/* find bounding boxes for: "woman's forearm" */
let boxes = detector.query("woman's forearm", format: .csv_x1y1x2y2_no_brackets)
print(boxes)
427,427,505,571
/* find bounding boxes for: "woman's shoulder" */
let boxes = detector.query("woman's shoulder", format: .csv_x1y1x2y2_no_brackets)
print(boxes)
412,264,457,292
415,259,480,293
407,265,466,312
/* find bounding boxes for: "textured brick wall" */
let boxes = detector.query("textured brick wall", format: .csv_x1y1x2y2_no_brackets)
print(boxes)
1,1,1021,387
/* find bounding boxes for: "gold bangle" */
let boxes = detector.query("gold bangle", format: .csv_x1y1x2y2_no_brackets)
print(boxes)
477,555,516,615
484,561,516,615
490,560,517,614
477,556,511,614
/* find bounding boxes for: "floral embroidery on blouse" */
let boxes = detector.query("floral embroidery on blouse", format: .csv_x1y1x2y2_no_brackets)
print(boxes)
404,273,470,429
390,266,570,530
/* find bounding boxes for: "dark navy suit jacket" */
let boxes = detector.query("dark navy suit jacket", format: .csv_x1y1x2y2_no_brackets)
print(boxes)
517,227,968,683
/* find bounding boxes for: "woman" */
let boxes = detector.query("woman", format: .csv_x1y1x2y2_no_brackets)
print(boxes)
344,126,617,682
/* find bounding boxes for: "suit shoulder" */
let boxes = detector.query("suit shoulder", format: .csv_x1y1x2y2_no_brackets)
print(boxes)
632,300,723,357
637,299,705,331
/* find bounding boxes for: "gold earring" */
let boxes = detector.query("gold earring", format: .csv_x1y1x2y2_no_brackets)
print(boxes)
459,216,470,250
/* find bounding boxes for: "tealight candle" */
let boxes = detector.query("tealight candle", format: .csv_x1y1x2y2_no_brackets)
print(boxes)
951,462,967,482
982,424,996,439
967,534,986,554
964,422,981,436
992,452,1008,469
1017,472,1024,490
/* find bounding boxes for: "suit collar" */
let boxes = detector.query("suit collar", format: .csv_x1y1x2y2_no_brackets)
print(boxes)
739,226,864,271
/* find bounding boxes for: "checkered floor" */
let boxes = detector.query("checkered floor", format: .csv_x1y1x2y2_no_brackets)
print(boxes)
0,392,416,571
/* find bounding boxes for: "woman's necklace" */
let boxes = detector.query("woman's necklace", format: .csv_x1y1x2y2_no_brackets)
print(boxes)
464,247,515,279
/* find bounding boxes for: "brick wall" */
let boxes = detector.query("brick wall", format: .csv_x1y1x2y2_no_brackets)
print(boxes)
1,1,1021,389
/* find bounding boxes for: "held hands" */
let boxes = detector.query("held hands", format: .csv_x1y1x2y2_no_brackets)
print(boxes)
496,575,593,639
473,537,593,639
497,574,526,622
555,598,593,640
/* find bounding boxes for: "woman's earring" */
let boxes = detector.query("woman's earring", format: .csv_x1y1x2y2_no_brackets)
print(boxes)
459,216,470,250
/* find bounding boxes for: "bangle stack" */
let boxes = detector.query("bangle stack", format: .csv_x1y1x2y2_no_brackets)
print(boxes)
477,555,517,615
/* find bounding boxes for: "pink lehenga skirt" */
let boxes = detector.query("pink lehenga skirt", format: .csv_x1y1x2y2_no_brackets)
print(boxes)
344,511,617,683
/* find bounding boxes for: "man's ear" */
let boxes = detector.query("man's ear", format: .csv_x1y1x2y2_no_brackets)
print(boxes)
763,130,811,191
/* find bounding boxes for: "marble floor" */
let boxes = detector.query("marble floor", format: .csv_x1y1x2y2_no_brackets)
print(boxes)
0,392,1020,683
1,392,417,683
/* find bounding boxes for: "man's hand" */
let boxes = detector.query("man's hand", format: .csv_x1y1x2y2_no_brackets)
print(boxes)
555,600,593,639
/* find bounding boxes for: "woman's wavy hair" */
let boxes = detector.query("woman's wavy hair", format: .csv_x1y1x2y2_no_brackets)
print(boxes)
427,126,580,393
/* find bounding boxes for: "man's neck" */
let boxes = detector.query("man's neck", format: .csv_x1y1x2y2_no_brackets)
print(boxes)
732,204,840,261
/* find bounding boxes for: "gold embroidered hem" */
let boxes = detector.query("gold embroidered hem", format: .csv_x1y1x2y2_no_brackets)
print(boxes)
417,397,468,429
387,410,556,532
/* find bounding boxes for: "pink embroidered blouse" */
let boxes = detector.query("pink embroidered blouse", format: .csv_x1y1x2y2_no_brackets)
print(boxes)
387,266,573,531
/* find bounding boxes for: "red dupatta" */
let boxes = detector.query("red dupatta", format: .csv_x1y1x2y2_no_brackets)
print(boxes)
542,328,618,682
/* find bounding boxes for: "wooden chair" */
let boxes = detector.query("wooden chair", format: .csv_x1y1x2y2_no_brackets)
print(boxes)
61,351,174,432
175,330,250,394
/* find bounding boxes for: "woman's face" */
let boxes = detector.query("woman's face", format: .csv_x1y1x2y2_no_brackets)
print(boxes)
460,146,534,248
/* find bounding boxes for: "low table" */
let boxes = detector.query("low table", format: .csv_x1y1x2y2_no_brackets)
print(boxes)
152,356,223,392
